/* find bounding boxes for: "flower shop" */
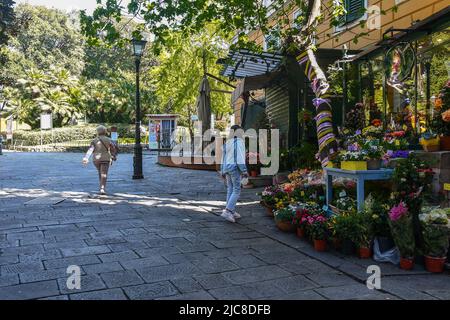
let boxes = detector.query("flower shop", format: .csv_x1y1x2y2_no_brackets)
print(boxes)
257,12,450,273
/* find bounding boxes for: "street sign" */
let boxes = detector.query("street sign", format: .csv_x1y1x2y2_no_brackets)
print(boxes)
6,117,13,140
40,114,53,130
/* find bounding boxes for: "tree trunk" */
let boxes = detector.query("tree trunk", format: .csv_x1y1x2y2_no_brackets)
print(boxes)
294,0,339,167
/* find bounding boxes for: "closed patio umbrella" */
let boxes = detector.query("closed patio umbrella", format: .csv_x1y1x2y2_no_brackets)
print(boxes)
196,75,211,134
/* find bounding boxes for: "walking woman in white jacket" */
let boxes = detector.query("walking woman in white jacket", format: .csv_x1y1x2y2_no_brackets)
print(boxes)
220,125,248,223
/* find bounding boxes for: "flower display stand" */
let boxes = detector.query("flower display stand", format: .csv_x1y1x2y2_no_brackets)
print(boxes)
324,168,394,212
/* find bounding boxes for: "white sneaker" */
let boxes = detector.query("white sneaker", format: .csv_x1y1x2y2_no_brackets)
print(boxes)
221,210,236,223
233,212,242,219
99,188,106,195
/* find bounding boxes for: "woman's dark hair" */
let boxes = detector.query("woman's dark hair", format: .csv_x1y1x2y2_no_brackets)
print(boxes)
230,125,242,131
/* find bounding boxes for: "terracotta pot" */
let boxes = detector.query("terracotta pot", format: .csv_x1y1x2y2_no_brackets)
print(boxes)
266,206,274,217
314,239,327,252
358,247,372,259
250,170,258,177
424,255,446,273
440,135,450,151
367,159,381,170
276,221,296,233
399,257,414,270
296,227,305,239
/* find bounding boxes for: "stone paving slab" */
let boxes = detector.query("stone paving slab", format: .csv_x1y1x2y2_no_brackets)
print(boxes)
0,152,449,300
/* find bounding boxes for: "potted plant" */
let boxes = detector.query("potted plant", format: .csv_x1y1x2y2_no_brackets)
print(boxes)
308,214,329,252
260,185,283,216
419,209,449,273
430,81,450,151
338,149,368,171
388,202,415,270
274,206,296,233
362,139,385,170
352,212,373,259
419,132,440,152
293,207,309,239
330,212,357,255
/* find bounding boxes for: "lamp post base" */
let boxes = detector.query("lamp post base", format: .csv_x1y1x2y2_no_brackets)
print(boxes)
133,144,144,180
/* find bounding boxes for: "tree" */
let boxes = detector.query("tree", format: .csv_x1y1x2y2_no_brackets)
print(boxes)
8,4,85,77
80,0,359,165
0,0,15,46
150,24,233,127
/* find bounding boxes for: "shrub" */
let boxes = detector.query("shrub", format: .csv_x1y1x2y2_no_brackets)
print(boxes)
10,124,136,146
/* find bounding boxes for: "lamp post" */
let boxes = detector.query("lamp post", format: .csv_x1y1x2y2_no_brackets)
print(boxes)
131,38,147,180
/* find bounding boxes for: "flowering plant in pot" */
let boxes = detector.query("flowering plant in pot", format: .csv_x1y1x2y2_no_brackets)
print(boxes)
307,214,329,252
335,196,356,213
430,81,450,150
388,202,416,270
260,185,284,216
419,209,450,273
352,212,373,259
292,207,309,239
274,206,296,233
330,211,358,255
338,148,368,171
361,139,385,170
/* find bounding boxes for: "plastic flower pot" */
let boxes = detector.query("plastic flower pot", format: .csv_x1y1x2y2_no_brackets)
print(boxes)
399,257,414,270
314,239,327,252
358,247,372,259
341,239,356,255
367,159,381,170
341,161,367,171
296,227,305,239
250,170,258,177
440,136,450,151
276,221,296,233
424,256,446,273
265,206,274,217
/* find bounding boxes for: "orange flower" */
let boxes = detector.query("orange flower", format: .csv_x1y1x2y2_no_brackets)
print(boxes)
371,119,382,127
442,110,450,123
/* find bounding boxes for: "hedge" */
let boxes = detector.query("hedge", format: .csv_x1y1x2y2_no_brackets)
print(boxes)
10,124,136,146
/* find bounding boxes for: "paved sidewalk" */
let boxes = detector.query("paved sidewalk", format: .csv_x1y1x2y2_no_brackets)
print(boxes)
0,152,449,300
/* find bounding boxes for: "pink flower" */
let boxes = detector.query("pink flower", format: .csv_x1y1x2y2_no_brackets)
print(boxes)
389,202,408,221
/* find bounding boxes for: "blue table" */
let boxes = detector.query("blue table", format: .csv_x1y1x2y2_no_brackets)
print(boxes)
324,168,394,212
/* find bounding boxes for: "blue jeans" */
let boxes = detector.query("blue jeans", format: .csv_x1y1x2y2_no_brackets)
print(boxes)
225,169,241,213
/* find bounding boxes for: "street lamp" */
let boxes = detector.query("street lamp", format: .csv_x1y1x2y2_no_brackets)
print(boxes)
131,38,147,180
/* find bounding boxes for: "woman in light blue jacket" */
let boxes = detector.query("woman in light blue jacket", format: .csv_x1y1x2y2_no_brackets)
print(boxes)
220,125,248,223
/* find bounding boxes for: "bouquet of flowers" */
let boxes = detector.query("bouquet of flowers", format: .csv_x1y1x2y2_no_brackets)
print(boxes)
388,202,415,259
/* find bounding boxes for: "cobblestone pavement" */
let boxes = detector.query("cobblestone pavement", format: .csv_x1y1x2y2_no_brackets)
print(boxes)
0,152,449,300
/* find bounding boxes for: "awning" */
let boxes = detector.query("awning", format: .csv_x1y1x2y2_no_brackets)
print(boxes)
231,72,280,103
351,6,450,62
218,49,284,78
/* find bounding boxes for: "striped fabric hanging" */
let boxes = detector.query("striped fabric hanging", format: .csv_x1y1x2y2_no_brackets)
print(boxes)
296,50,339,167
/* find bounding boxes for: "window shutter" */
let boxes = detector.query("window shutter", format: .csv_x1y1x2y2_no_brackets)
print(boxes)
346,0,365,23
